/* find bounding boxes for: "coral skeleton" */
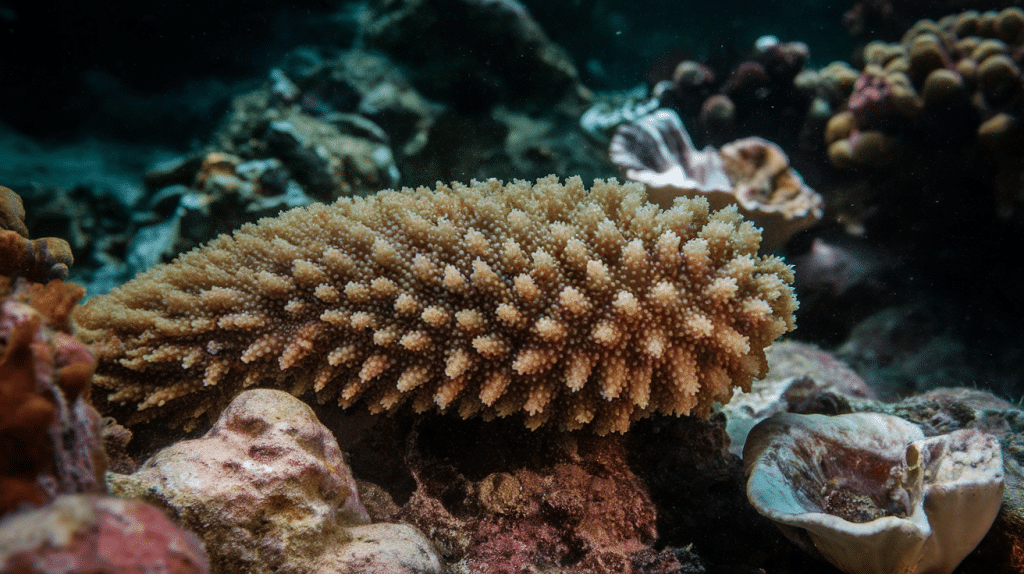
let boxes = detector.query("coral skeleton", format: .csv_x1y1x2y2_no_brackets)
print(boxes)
78,176,797,434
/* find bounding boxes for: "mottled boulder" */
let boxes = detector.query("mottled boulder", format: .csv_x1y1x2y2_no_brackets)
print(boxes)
108,389,441,574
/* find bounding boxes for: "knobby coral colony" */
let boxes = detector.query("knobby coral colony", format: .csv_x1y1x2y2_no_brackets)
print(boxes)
77,176,797,435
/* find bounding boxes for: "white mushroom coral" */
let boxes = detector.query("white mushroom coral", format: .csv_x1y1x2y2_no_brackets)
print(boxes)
743,412,1004,574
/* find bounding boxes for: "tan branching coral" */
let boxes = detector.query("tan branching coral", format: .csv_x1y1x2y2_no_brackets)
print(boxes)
77,176,797,435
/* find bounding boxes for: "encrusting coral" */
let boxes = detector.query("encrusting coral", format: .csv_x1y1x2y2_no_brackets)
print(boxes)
0,494,209,574
0,185,215,573
0,277,104,516
0,185,74,283
1,185,104,518
77,175,797,435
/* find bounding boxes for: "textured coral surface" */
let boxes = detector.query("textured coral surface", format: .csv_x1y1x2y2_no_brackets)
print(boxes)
0,185,74,283
0,277,103,517
744,412,1004,574
825,7,1024,216
609,109,823,250
78,176,797,435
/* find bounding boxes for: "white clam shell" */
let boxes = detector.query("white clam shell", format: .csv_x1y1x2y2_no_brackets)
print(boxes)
743,412,1004,574
608,108,822,250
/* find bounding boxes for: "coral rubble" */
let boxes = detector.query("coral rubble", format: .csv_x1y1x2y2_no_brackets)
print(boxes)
77,175,797,435
392,416,682,573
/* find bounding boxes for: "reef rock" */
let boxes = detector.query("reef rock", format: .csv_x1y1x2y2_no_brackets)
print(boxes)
0,494,208,574
390,416,682,573
360,0,587,112
1,275,103,518
721,340,876,454
107,388,441,574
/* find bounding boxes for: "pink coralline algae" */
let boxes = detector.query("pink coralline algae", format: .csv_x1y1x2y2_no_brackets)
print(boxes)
0,184,211,574
848,73,903,129
0,494,209,574
1,183,102,518
395,419,682,573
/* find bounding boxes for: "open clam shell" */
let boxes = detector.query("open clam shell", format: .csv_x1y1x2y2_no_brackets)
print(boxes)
743,412,1003,574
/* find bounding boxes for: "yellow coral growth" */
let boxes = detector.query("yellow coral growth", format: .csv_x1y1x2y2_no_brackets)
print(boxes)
0,186,74,283
77,176,797,434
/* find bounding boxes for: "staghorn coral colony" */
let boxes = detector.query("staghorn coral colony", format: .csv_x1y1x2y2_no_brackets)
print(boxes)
77,176,797,435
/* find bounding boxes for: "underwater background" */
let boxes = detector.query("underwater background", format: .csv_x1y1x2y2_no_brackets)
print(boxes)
2,0,1024,572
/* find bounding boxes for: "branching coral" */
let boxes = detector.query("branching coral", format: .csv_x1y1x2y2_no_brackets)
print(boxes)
77,176,797,435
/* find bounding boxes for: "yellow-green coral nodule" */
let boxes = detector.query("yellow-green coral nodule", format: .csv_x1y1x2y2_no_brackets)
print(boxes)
76,176,797,434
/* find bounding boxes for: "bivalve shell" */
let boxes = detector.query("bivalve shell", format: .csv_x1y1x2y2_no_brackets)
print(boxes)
743,412,1003,574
